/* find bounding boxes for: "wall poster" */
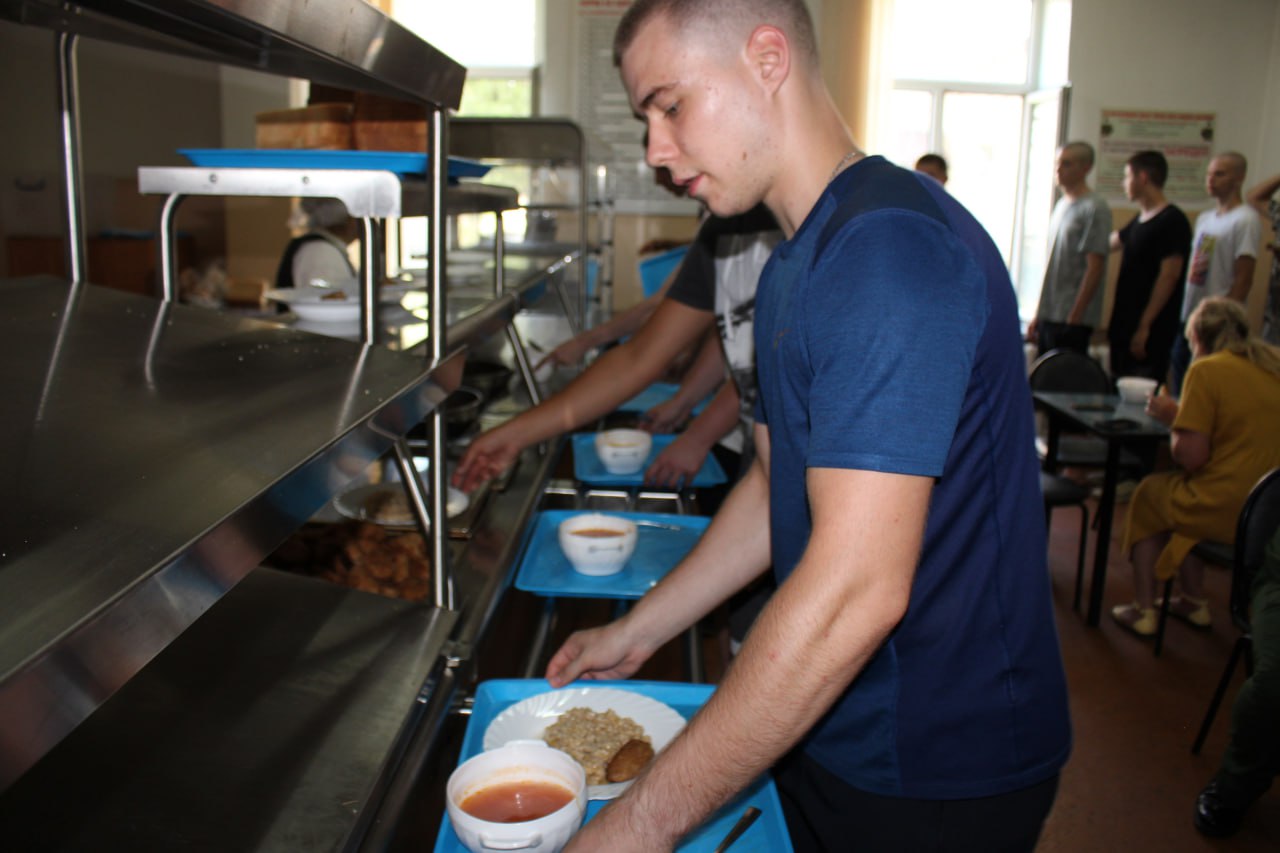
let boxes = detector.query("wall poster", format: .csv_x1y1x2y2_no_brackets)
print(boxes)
1097,109,1216,205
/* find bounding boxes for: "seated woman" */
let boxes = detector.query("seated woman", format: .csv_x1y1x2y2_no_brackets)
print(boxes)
1113,297,1280,636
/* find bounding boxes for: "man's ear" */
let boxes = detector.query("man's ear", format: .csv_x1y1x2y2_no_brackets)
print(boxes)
745,24,790,94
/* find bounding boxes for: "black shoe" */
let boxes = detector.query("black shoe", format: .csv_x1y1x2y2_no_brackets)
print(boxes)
1194,780,1248,838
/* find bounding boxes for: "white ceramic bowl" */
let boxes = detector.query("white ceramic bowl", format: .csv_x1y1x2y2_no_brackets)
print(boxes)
446,741,587,853
558,513,638,576
593,428,652,475
1116,376,1158,404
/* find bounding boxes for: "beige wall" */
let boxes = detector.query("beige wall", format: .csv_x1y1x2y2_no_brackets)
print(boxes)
611,213,701,307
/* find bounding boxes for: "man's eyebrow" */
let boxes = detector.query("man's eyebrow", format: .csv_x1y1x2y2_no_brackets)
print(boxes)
638,83,672,111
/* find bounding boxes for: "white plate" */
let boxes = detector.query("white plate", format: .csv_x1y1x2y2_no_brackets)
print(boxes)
483,687,686,800
265,286,360,322
333,483,470,529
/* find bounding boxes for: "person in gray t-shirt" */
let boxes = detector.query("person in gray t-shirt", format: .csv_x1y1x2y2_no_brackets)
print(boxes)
1028,141,1112,356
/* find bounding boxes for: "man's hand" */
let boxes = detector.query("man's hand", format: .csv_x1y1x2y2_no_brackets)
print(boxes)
1129,325,1150,360
1025,317,1039,343
643,435,707,488
536,336,592,370
640,398,691,434
545,619,656,687
451,424,525,492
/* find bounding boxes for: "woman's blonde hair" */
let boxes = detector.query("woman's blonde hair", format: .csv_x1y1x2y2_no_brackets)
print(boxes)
1188,297,1280,377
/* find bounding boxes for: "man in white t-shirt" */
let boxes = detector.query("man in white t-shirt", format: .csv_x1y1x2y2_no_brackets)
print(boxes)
1169,151,1263,393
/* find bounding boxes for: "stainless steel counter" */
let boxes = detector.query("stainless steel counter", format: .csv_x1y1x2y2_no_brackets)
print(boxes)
0,276,456,789
0,0,465,108
0,567,457,851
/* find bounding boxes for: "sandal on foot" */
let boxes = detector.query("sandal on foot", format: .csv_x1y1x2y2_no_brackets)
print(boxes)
1111,602,1158,636
1158,594,1212,629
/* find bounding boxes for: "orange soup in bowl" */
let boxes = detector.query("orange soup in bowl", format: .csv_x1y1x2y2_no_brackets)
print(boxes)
460,779,576,823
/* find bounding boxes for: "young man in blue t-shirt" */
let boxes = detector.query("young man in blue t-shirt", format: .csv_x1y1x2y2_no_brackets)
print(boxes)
544,2,1071,850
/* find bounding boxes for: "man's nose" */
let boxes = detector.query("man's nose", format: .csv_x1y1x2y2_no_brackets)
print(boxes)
646,126,674,168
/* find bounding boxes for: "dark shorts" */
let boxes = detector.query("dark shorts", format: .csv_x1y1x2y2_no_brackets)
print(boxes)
775,750,1059,853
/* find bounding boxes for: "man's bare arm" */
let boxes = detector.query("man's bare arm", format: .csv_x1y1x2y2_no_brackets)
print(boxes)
1131,254,1185,357
1227,255,1257,303
453,300,713,490
562,464,931,851
1245,173,1280,216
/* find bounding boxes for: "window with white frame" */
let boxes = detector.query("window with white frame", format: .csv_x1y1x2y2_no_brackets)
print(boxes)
878,0,1071,315
389,0,539,268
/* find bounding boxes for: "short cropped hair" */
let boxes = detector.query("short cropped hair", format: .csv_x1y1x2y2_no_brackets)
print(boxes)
1216,150,1248,179
1126,150,1168,188
915,153,948,174
1062,141,1095,168
613,0,818,70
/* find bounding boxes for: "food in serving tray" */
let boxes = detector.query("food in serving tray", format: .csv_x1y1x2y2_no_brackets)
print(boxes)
320,290,349,301
364,489,415,526
542,707,653,785
605,738,655,783
265,521,431,601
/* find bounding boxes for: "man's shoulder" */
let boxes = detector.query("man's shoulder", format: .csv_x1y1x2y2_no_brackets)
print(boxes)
1081,190,1111,210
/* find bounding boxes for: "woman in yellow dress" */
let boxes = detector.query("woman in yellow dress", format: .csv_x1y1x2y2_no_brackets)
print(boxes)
1113,297,1280,636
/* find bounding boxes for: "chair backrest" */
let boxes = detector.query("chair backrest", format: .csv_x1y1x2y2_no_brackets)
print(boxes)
1028,348,1113,394
1229,467,1280,633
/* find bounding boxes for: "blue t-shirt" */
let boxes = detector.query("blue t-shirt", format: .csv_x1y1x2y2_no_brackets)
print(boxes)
753,156,1071,799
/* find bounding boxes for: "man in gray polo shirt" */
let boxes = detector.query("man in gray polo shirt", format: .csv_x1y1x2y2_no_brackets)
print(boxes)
1028,141,1112,356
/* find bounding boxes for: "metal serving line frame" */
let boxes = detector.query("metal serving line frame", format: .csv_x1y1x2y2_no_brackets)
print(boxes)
0,1,585,849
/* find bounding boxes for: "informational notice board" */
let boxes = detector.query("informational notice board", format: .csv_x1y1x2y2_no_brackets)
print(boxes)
575,0,697,214
1097,109,1216,205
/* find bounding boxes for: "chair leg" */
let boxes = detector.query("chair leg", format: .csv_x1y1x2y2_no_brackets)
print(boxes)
1192,637,1250,754
1072,503,1089,613
1154,577,1174,657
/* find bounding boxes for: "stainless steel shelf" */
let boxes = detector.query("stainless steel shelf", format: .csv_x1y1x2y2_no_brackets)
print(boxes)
0,0,465,108
137,168,520,219
0,276,456,790
0,567,457,851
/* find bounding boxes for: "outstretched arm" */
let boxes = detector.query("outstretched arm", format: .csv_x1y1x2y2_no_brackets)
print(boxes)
644,382,740,488
558,453,930,851
642,329,726,433
537,289,666,368
453,300,713,491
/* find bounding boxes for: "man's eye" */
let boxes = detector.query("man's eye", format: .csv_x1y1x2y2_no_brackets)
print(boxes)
664,102,679,117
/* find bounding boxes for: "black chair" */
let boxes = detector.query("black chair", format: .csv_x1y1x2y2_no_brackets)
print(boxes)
1041,471,1091,611
1029,348,1133,469
1189,467,1280,753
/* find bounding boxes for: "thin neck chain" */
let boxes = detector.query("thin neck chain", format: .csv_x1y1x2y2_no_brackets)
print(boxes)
827,150,860,185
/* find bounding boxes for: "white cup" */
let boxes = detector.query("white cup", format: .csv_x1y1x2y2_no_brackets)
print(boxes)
594,428,652,475
1116,376,1158,405
446,741,587,853
558,513,638,576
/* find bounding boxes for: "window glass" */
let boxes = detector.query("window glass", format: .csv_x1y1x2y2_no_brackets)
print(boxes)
890,0,1034,85
940,92,1024,263
884,89,934,171
392,1,536,68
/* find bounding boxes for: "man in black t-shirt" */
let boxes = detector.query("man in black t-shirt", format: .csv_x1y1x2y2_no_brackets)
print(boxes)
1107,150,1192,382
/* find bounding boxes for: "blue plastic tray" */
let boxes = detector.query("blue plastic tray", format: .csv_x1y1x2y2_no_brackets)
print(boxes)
514,510,711,599
433,679,793,853
177,148,491,178
572,434,727,488
616,381,710,418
